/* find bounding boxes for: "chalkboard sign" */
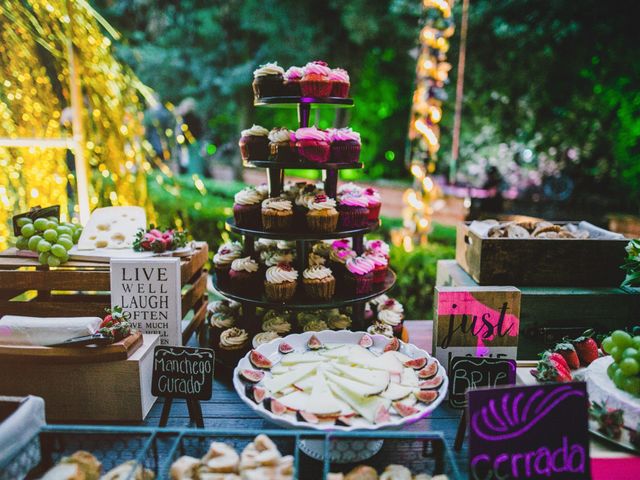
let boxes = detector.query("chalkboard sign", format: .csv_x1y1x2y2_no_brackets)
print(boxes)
448,356,516,408
152,346,214,400
468,383,590,480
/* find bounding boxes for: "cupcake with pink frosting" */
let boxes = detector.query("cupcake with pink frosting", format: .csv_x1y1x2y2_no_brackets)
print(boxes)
294,126,330,163
337,192,370,229
300,61,332,97
284,66,304,96
365,239,390,260
364,250,389,284
329,68,350,97
363,187,382,222
329,128,361,163
344,256,375,295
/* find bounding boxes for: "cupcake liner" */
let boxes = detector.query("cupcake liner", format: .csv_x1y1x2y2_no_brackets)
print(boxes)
303,278,336,300
262,210,294,231
270,142,298,162
264,281,297,301
239,136,269,161
252,76,285,98
306,211,339,233
284,81,302,96
300,80,333,98
344,272,374,295
229,269,261,295
214,264,232,290
330,141,361,163
367,202,381,222
293,205,308,226
337,205,370,229
372,265,388,284
233,203,262,229
330,82,350,98
296,140,330,163
218,344,249,368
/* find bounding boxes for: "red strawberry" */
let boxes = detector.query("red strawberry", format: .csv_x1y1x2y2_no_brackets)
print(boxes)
553,342,580,370
149,229,164,238
571,330,599,366
535,351,572,383
99,314,114,329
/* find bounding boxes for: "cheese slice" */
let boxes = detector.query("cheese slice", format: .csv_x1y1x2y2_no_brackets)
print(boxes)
0,315,101,346
78,206,146,250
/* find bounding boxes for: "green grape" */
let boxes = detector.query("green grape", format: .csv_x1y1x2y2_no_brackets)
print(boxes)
38,252,50,265
50,244,68,258
33,218,48,231
612,330,632,349
46,216,58,223
56,226,73,237
72,229,82,243
623,377,640,396
622,347,639,360
16,217,32,228
607,362,618,379
610,346,623,363
47,255,61,267
20,223,35,238
619,358,640,376
62,222,75,229
57,237,74,250
614,369,627,388
46,220,58,231
15,235,28,250
36,239,51,253
632,336,640,350
43,229,58,242
56,250,69,263
601,336,614,354
27,235,43,251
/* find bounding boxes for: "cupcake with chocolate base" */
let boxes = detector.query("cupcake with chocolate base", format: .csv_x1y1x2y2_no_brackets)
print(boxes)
229,257,260,295
306,194,339,233
239,125,269,161
262,197,294,232
367,321,394,338
213,241,243,288
378,298,405,337
329,246,356,286
365,239,390,260
268,128,297,163
363,187,382,222
252,62,285,99
294,127,330,163
308,252,326,266
364,251,388,284
329,128,361,163
344,256,375,295
233,186,264,229
264,263,298,302
327,312,352,330
283,66,304,96
209,311,236,348
303,319,329,332
329,68,350,98
337,193,370,229
300,61,332,97
302,265,335,300
262,312,292,335
218,327,250,365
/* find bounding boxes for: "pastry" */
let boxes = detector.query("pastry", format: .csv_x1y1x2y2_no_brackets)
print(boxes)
229,257,260,294
326,311,352,330
306,194,339,233
213,242,243,288
170,456,200,480
329,246,357,286
302,319,329,332
268,128,297,162
202,442,239,473
377,298,405,337
252,62,285,98
283,66,303,96
252,331,281,348
262,311,292,335
218,327,250,365
261,197,294,232
329,68,350,97
367,321,394,338
363,187,381,222
329,128,361,163
300,61,332,97
365,239,390,259
302,265,335,300
345,465,378,480
233,186,264,229
337,193,370,229
344,256,375,295
294,126,330,163
365,251,388,284
100,461,155,480
238,125,269,161
210,311,236,347
264,264,298,301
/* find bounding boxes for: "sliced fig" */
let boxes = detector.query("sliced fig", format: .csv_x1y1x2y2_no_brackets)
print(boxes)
249,350,273,369
374,405,391,424
307,334,323,350
417,362,438,380
335,415,352,427
404,357,428,370
418,375,443,390
278,342,294,354
263,397,286,416
239,369,265,383
245,385,266,404
358,334,373,348
415,390,439,404
392,401,420,417
383,337,400,352
296,411,319,424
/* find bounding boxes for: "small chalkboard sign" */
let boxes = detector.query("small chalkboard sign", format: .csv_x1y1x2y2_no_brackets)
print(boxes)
468,382,590,480
449,356,516,409
152,346,214,427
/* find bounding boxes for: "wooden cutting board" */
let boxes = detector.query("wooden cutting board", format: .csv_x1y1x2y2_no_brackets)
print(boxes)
0,331,143,364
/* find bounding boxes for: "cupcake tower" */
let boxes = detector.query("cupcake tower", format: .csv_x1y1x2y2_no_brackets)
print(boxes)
212,61,397,361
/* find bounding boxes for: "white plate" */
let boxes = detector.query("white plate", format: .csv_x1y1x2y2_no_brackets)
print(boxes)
232,330,449,432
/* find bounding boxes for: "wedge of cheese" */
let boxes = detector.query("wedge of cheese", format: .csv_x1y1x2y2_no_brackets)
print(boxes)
77,206,146,250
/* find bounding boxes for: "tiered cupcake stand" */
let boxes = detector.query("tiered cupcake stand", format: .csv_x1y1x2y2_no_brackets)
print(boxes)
214,96,396,338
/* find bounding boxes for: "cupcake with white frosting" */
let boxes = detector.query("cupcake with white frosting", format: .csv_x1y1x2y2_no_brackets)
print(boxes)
239,124,270,161
252,331,281,348
378,298,405,337
218,327,250,365
213,242,244,288
367,321,394,338
233,186,264,229
262,197,293,232
264,263,298,301
229,257,260,295
268,127,297,162
252,62,285,98
262,311,292,335
302,265,335,300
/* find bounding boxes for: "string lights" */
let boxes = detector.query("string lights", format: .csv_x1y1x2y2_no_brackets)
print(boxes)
395,0,455,250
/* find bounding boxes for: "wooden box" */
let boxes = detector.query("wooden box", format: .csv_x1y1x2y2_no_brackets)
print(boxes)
455,222,628,286
0,335,159,422
437,260,640,359
0,243,209,345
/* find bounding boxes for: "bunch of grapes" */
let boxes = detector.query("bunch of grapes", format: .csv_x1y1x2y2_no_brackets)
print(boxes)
14,216,82,267
602,329,640,397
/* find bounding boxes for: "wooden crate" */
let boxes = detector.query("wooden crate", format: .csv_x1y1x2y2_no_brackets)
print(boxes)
455,222,628,287
0,243,209,345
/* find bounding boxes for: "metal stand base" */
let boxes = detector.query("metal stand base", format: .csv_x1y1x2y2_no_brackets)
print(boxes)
299,438,384,463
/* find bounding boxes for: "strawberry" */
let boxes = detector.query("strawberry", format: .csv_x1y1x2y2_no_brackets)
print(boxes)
535,351,572,383
99,306,127,329
99,314,114,329
149,228,164,238
553,342,580,370
571,330,599,366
